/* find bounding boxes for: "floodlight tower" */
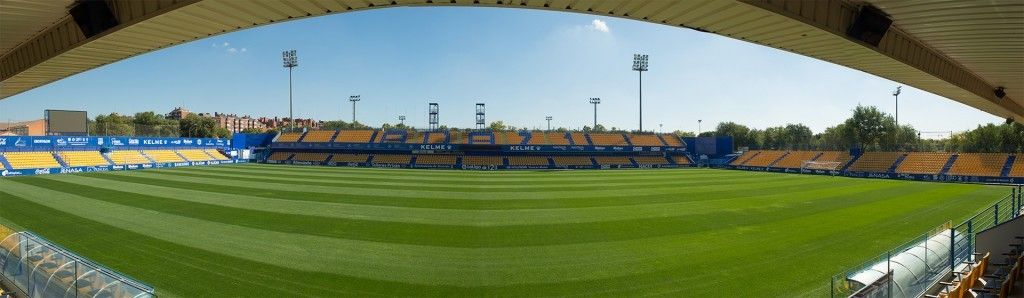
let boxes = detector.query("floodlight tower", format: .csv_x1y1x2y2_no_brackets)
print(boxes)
282,50,298,132
398,115,406,125
476,103,486,130
632,54,649,132
428,103,439,131
893,86,902,128
349,95,361,123
698,119,702,136
545,116,553,131
589,97,601,128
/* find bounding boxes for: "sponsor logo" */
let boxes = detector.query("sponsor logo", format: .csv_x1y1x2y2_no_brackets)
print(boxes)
0,138,6,146
183,139,194,145
60,168,84,174
110,138,124,146
128,139,140,145
508,145,541,151
34,169,51,175
650,147,661,152
1,170,7,176
419,144,452,150
171,140,182,145
33,139,51,144
56,139,67,146
97,138,104,145
866,173,888,178
197,139,203,145
173,162,190,167
142,164,153,169
14,138,26,147
594,146,606,150
127,165,140,170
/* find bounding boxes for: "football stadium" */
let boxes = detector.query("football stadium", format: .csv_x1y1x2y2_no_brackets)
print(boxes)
1,1,1024,298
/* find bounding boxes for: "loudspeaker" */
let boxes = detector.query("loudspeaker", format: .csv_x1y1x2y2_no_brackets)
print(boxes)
1007,117,1015,125
995,87,1006,99
70,0,120,39
846,6,892,47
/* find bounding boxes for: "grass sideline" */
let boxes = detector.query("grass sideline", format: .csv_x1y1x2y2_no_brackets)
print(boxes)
0,164,1009,297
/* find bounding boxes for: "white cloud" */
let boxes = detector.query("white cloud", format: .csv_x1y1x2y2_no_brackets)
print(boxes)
227,48,238,54
222,42,230,47
590,19,610,33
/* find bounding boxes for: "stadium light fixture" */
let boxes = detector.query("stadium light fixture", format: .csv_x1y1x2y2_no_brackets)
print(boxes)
589,98,601,128
349,95,361,123
282,50,298,132
698,119,702,136
892,86,901,128
632,54,648,132
398,115,406,125
545,116,553,131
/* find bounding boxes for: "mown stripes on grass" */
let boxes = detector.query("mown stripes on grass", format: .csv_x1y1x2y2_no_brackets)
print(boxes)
0,164,1009,297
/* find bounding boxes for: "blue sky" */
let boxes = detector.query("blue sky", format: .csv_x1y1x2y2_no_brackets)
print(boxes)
0,6,1002,135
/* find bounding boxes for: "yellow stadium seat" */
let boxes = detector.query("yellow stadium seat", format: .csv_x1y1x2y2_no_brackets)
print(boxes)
773,151,821,169
276,132,303,142
552,156,593,166
588,134,628,146
946,153,1008,177
507,156,549,166
203,149,230,160
741,150,787,167
267,152,293,161
373,154,412,164
1008,154,1024,177
176,149,215,162
301,130,336,143
895,152,951,175
593,156,631,165
2,151,60,169
848,152,904,173
108,150,152,165
633,156,670,165
661,134,684,147
291,152,330,163
144,150,186,163
628,134,665,146
415,155,457,165
58,151,110,167
331,154,369,163
463,156,503,166
335,130,376,143
569,133,588,145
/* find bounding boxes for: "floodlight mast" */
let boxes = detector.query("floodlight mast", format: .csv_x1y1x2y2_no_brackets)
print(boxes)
282,50,298,132
589,98,601,128
632,54,648,132
545,116,553,131
398,115,406,125
349,95,361,123
893,86,902,128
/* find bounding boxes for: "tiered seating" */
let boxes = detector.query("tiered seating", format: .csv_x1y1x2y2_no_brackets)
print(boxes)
1010,154,1024,177
2,151,60,169
895,152,951,174
588,133,628,146
671,155,692,165
633,156,670,165
594,156,632,165
773,151,820,169
108,150,152,164
661,134,684,147
497,132,524,145
629,134,665,146
469,134,492,144
203,149,230,160
552,156,593,166
730,151,758,166
276,132,303,142
569,133,589,145
404,132,424,144
462,156,503,166
291,152,330,163
741,150,787,167
144,150,186,163
928,253,990,298
425,132,447,144
301,130,336,142
527,132,547,145
58,151,110,167
372,154,412,164
371,130,384,143
335,130,375,143
848,152,904,173
177,149,216,161
267,152,293,161
331,154,369,163
815,151,853,165
946,153,1008,177
508,156,549,166
415,155,457,165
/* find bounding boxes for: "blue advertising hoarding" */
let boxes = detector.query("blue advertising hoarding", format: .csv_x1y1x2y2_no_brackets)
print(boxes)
0,136,230,151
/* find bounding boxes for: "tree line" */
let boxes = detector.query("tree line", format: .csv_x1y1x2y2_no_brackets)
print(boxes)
689,105,1024,153
91,112,231,138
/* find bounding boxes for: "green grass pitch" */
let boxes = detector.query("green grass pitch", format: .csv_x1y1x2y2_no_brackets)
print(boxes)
0,164,1009,297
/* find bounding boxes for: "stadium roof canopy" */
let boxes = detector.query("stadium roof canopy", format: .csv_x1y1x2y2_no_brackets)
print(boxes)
1,0,1021,122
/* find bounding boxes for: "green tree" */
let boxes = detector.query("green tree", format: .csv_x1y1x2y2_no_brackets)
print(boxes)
489,121,508,131
179,114,218,138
